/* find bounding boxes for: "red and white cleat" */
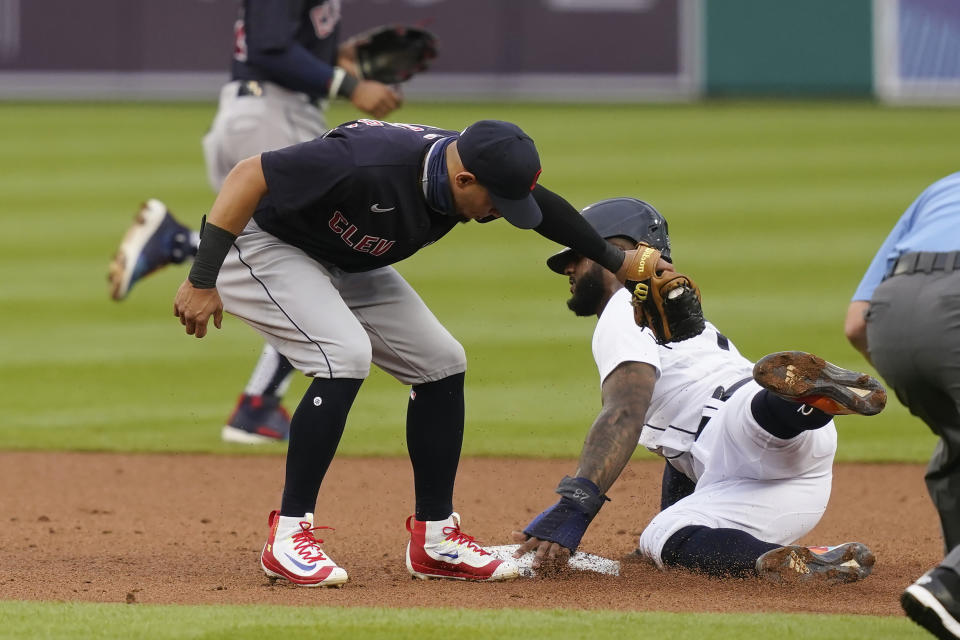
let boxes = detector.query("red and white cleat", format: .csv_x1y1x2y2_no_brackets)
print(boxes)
405,512,519,582
260,510,348,587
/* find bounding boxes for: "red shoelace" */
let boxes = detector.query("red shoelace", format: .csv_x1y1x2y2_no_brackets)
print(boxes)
290,522,333,563
442,525,491,556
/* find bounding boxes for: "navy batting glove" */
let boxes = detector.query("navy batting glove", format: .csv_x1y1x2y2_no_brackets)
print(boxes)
523,476,610,551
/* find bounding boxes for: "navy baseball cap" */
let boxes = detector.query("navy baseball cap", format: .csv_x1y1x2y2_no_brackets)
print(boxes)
546,197,671,273
458,120,543,229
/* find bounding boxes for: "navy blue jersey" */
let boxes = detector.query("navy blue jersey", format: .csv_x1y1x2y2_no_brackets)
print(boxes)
255,119,460,272
231,0,341,97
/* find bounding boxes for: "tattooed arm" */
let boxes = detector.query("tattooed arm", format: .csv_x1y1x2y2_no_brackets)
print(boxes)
513,360,656,566
575,361,656,492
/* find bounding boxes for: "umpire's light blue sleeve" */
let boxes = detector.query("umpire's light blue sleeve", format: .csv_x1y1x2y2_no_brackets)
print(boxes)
852,171,960,302
851,205,915,302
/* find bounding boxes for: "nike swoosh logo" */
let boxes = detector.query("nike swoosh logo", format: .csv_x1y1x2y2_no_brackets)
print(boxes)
284,552,317,572
370,204,395,213
438,552,459,559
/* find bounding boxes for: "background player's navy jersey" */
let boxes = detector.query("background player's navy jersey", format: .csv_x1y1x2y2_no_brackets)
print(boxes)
232,0,341,92
255,120,461,272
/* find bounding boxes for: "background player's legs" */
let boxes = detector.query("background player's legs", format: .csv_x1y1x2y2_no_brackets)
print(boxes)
221,344,297,443
107,199,198,301
110,84,328,442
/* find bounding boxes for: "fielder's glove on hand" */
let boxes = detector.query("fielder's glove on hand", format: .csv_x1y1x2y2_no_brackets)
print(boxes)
523,476,610,552
623,242,705,345
352,25,438,84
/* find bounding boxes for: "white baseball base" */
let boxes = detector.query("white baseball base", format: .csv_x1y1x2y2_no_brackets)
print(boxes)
487,544,620,577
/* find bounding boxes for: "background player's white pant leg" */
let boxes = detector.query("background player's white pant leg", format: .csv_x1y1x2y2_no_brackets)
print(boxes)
638,383,837,567
202,81,328,191
201,82,327,393
335,268,467,385
243,343,294,397
217,223,373,379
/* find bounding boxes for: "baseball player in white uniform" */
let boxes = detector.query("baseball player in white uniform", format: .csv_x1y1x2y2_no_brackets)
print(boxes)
513,197,887,583
107,0,402,443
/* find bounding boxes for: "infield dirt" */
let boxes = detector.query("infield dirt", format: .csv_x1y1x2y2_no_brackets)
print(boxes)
0,453,939,616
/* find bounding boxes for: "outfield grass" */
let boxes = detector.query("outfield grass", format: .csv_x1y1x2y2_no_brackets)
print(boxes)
1,100,955,459
0,602,933,640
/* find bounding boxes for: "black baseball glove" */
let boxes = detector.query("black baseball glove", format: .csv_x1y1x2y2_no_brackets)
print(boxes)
352,25,438,84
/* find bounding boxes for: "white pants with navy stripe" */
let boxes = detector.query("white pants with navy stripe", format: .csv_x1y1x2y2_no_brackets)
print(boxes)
216,220,467,384
638,381,837,568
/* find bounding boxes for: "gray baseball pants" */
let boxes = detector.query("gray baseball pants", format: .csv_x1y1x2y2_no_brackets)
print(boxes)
216,221,467,384
203,80,328,191
867,266,960,566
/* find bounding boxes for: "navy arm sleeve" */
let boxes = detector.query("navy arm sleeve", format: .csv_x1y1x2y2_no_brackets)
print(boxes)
247,45,336,96
532,185,625,274
244,0,336,96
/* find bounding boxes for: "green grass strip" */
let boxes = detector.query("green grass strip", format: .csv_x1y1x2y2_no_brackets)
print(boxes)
0,601,929,640
0,100,954,460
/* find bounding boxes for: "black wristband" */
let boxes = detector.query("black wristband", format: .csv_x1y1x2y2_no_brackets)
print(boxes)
187,217,236,289
602,245,627,275
329,67,359,99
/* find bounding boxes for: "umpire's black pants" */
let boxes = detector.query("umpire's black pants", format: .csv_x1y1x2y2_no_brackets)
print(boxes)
867,260,960,569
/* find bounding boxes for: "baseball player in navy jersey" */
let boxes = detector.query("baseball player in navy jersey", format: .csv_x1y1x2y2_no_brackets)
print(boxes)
513,197,887,583
172,118,645,586
108,0,402,444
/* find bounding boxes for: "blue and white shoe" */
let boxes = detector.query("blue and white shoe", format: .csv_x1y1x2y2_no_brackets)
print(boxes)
221,394,291,444
108,199,194,300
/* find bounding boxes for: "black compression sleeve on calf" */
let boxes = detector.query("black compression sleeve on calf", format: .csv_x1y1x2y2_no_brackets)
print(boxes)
187,218,236,289
532,185,625,274
407,373,465,521
280,377,364,517
660,525,779,578
660,461,696,511
750,389,833,439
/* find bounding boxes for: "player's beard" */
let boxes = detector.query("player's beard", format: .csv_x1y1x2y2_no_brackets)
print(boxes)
567,263,606,317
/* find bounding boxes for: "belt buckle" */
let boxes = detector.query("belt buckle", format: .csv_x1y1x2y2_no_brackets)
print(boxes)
893,252,919,277
239,80,264,97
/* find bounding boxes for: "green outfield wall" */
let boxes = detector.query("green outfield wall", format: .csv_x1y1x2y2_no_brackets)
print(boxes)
705,0,874,96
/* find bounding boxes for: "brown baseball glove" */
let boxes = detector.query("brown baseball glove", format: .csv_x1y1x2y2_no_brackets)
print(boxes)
622,243,705,345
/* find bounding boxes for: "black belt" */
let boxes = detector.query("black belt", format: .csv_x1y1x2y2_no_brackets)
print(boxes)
887,251,960,278
694,376,753,440
237,80,265,98
712,376,753,402
237,80,323,106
